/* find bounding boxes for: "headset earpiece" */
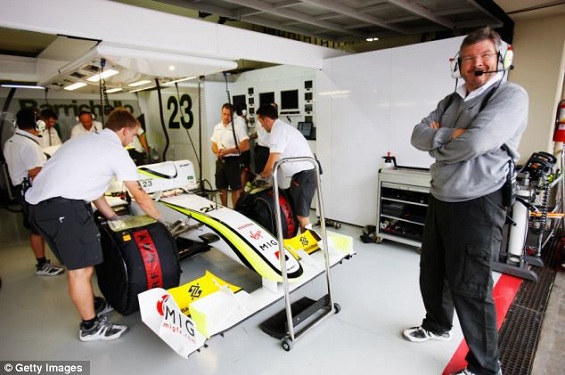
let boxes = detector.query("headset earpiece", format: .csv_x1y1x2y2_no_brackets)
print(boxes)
499,45,514,71
35,119,46,132
449,52,461,79
34,111,46,132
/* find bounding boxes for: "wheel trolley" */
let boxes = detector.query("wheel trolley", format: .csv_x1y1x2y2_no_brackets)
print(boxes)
271,156,341,351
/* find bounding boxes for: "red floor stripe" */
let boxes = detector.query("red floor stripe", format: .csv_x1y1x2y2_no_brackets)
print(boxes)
442,274,523,375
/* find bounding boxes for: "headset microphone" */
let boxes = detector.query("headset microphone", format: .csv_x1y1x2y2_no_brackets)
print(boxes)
474,64,514,76
474,70,499,76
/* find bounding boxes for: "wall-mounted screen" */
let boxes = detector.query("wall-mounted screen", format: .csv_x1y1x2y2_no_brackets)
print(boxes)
305,92,313,101
233,95,246,111
259,92,275,107
297,122,314,140
304,104,313,113
248,97,254,106
280,89,299,111
304,80,313,90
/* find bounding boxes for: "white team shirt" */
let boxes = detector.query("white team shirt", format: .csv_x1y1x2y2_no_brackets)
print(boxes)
3,129,46,185
70,121,103,139
26,129,138,204
38,127,62,148
269,119,314,188
256,126,270,147
210,117,249,157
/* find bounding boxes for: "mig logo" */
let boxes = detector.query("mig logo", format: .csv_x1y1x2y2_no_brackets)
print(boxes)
188,284,202,299
156,294,171,316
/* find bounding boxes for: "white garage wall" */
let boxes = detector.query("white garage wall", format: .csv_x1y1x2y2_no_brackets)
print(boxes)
316,36,464,226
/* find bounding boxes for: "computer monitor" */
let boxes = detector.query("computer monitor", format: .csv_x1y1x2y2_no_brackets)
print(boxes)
297,122,314,140
259,92,275,107
280,89,299,111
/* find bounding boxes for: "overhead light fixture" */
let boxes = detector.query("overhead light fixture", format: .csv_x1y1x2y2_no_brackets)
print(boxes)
162,76,197,86
106,87,123,93
129,85,156,93
1,84,45,89
366,37,379,42
86,69,119,82
64,82,87,91
129,80,152,87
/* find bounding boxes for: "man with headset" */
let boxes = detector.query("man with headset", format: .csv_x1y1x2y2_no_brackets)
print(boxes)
70,110,103,139
3,108,64,276
404,27,528,375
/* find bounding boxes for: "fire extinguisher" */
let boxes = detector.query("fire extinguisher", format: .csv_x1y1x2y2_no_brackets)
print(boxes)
553,99,565,142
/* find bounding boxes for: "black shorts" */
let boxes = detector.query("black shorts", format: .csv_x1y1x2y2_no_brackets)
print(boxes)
215,157,243,190
30,197,103,270
15,185,39,235
254,145,270,174
287,169,317,217
240,150,251,169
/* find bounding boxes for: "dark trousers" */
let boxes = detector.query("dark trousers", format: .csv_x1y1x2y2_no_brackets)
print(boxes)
420,190,505,375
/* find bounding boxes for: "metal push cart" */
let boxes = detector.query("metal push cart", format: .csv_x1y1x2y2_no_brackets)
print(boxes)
271,156,341,351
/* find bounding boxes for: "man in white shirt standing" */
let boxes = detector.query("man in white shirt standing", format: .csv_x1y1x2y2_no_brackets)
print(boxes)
255,103,316,232
26,108,161,342
3,108,64,276
210,103,249,207
70,110,103,139
38,109,62,149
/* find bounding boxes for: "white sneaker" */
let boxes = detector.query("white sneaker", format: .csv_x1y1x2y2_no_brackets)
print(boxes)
79,315,127,342
402,326,452,342
36,261,65,276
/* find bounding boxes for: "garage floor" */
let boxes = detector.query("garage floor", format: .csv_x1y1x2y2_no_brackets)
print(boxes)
0,205,562,375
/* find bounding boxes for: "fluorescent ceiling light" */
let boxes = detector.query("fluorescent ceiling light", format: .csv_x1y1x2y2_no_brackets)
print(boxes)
106,87,123,93
129,80,152,87
1,84,45,89
64,82,87,91
129,85,156,93
366,37,379,42
162,76,197,86
87,69,119,82
319,90,350,96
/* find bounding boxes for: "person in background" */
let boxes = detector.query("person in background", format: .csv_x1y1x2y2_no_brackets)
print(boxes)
234,103,251,188
255,103,316,232
210,103,250,207
26,108,162,342
3,108,65,276
404,27,528,375
38,109,62,149
70,110,103,139
250,103,275,175
126,125,151,165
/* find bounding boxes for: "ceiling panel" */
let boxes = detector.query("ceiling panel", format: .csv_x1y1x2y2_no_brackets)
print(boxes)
1,0,564,93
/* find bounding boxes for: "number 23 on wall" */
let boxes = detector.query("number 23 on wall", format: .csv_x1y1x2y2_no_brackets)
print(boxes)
167,93,194,129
